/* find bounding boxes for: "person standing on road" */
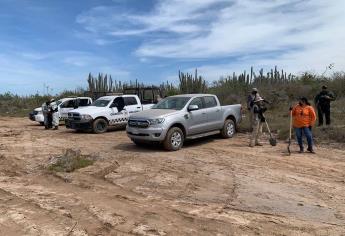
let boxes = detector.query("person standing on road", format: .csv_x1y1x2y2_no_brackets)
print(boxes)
247,88,259,131
249,96,267,147
314,85,335,126
290,97,316,153
42,101,50,129
49,98,59,130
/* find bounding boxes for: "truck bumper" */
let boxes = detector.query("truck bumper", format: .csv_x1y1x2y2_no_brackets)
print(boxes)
65,119,92,130
126,126,166,142
34,114,44,123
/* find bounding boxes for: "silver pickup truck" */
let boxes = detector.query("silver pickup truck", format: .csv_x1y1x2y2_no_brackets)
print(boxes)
127,94,242,151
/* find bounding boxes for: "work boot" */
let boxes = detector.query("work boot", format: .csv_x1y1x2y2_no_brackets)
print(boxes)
307,147,315,154
249,143,254,148
53,126,58,130
255,143,263,146
298,147,304,153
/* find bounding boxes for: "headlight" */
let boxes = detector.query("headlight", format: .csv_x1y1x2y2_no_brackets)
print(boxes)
148,118,165,125
80,114,93,120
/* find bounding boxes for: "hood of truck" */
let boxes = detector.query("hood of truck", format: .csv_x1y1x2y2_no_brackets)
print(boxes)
130,109,178,119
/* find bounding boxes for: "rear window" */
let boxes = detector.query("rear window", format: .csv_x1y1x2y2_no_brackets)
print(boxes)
204,96,217,108
79,99,90,106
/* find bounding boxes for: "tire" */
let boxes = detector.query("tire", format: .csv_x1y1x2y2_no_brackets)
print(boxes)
221,119,235,138
163,127,184,151
92,118,108,134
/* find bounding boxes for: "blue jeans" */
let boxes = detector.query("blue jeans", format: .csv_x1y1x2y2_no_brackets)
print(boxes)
295,127,313,151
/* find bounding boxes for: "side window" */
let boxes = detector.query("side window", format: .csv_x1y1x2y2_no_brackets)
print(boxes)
79,99,90,106
123,97,138,106
189,97,204,109
61,100,75,108
204,96,217,108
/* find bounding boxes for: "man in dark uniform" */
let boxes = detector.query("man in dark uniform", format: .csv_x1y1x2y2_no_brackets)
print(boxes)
314,85,335,126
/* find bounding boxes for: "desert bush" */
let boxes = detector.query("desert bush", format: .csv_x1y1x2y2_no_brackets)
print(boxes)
47,149,97,172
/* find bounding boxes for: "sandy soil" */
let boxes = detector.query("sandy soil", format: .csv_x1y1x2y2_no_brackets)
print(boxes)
0,117,344,236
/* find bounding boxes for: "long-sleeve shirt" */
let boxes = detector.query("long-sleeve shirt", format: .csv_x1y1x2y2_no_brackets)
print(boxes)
292,104,316,128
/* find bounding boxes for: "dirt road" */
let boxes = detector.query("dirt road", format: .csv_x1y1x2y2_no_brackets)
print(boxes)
0,117,344,236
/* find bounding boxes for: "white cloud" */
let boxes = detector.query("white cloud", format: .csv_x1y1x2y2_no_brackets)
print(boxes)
77,0,345,74
0,50,131,94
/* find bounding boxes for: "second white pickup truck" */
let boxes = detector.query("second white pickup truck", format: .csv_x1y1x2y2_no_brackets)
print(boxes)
65,95,154,133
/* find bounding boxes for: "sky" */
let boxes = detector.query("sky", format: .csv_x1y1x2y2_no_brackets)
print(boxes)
0,0,344,95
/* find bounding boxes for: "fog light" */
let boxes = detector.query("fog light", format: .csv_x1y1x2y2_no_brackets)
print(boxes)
154,133,161,137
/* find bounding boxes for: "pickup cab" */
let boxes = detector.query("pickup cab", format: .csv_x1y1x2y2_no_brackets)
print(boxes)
127,94,242,151
66,95,154,133
29,97,92,125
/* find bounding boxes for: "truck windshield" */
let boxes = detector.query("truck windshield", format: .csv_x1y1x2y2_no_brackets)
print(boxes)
91,99,111,107
152,97,190,110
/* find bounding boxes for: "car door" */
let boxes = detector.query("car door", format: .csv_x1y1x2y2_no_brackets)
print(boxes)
123,96,141,113
59,99,76,120
203,96,222,131
186,97,207,135
109,97,125,126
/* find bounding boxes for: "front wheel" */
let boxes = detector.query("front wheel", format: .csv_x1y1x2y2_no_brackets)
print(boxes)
163,127,184,151
92,118,108,134
221,119,235,138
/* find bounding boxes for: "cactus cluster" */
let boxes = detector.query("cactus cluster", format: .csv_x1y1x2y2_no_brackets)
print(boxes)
87,73,124,94
178,69,207,94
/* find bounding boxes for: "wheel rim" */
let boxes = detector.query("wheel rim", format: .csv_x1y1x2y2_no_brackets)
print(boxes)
171,131,182,148
97,122,106,131
226,123,234,136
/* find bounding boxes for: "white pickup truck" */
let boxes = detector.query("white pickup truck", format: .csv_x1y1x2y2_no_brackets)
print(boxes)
65,95,154,133
29,97,92,125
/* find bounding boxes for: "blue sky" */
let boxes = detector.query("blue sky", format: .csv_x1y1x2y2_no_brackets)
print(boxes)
0,0,344,95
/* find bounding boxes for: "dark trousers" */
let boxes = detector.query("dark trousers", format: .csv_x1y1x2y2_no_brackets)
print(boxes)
295,127,313,151
317,105,331,125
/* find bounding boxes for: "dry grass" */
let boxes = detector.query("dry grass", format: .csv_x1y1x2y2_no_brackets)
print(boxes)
47,149,97,172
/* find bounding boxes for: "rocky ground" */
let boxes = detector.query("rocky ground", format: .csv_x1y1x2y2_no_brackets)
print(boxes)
0,117,344,236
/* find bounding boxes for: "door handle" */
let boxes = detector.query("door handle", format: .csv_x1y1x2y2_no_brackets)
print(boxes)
137,106,141,109
202,112,206,115
216,109,220,112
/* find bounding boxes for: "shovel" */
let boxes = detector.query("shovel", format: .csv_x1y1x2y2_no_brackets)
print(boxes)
264,119,277,146
287,110,292,155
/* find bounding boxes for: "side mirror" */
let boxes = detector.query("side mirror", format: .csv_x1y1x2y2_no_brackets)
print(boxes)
188,104,199,111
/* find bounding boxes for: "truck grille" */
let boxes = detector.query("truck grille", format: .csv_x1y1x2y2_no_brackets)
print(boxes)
128,119,149,128
68,112,81,121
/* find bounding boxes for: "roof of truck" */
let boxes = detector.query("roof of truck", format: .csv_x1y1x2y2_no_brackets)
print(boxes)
97,95,138,100
171,94,216,97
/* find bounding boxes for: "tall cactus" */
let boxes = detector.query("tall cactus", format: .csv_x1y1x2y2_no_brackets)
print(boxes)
178,69,207,94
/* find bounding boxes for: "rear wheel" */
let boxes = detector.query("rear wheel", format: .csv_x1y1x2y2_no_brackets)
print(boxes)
221,119,235,138
163,127,184,151
92,118,108,134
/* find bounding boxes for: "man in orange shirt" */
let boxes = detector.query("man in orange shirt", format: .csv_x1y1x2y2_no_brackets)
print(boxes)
290,97,316,153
